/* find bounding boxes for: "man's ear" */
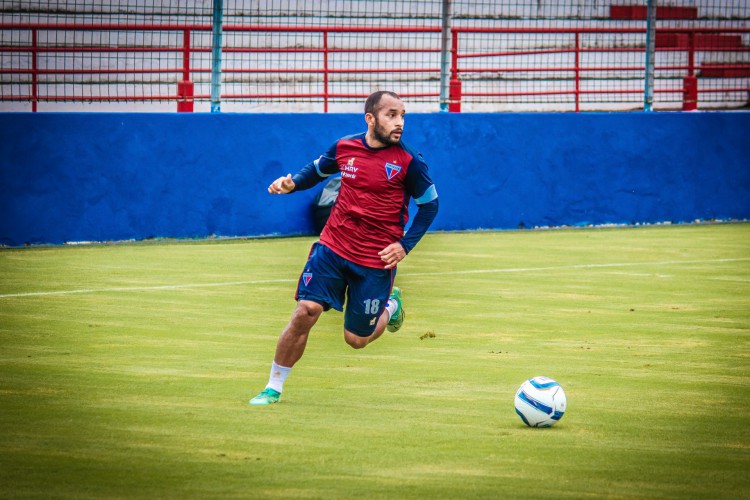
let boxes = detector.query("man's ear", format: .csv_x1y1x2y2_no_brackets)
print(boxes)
364,112,375,127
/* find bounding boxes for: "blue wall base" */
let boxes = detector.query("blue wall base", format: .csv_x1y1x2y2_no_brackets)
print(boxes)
1,112,748,246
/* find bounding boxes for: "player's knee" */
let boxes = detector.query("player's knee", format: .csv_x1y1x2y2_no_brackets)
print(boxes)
344,330,369,349
291,300,323,325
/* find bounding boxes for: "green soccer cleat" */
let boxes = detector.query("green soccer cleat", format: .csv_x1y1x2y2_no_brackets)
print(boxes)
387,287,405,333
249,387,281,406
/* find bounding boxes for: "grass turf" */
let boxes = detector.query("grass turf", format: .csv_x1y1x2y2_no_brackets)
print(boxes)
0,224,748,499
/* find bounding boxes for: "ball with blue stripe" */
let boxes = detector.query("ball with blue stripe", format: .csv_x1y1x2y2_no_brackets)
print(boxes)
514,376,567,428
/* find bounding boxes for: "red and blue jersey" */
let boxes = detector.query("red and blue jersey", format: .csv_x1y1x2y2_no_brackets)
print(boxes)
292,132,438,269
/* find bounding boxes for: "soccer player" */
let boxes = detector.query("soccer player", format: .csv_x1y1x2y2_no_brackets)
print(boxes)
250,90,439,405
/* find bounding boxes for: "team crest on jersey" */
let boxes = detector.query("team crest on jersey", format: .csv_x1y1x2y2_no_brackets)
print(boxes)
385,162,402,180
302,272,313,286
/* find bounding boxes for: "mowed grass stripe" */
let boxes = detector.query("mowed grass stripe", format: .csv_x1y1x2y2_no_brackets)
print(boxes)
1,257,747,299
0,223,748,499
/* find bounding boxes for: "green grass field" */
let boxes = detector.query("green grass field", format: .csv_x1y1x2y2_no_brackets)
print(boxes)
1,224,749,499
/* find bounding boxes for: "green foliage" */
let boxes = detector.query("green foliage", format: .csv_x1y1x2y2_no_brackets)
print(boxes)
1,225,749,499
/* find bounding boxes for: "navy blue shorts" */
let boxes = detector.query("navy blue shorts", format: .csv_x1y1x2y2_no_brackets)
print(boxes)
296,242,395,337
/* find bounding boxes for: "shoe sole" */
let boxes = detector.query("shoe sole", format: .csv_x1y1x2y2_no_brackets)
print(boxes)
249,397,279,405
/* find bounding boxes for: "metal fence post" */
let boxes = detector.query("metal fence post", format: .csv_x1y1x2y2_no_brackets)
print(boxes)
643,0,656,112
211,0,224,113
682,32,698,111
439,0,452,112
31,29,38,112
177,29,194,112
449,30,462,112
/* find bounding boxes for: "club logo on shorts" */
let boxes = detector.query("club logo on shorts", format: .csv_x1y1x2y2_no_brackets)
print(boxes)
385,162,402,180
302,272,313,286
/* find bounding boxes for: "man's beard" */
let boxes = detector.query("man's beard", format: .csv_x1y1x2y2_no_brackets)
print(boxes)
373,118,401,146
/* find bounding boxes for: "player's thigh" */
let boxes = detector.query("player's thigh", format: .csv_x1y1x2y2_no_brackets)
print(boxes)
295,242,347,312
344,267,394,337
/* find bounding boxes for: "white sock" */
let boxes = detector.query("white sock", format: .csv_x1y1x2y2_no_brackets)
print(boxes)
385,298,398,321
266,361,291,393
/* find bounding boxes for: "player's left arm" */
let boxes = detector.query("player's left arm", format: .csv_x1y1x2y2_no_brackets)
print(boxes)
397,150,440,253
400,146,438,254
379,188,437,269
401,196,438,253
379,147,438,269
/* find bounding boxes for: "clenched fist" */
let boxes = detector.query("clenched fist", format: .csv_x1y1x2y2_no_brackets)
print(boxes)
268,174,295,194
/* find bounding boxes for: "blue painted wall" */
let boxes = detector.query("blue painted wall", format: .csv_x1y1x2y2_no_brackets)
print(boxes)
1,112,748,246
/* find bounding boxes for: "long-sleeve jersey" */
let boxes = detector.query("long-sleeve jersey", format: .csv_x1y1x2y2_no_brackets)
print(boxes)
291,132,439,269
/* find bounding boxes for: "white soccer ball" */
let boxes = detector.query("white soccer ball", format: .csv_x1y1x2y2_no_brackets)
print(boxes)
514,376,567,428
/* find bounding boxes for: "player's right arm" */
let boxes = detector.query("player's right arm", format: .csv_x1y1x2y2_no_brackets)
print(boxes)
268,142,340,195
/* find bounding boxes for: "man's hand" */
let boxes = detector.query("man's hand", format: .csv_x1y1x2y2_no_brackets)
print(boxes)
379,242,406,270
268,174,295,194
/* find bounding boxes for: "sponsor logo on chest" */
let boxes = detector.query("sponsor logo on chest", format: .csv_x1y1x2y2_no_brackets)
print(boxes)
342,157,358,179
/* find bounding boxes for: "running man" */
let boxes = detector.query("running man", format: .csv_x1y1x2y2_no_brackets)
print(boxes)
250,90,439,405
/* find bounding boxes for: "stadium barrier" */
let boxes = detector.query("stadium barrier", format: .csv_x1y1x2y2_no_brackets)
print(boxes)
1,1,748,112
1,112,748,246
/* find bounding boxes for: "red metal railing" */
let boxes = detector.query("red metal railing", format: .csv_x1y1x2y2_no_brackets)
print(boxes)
216,24,442,112
0,23,443,112
449,26,750,112
0,22,747,112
